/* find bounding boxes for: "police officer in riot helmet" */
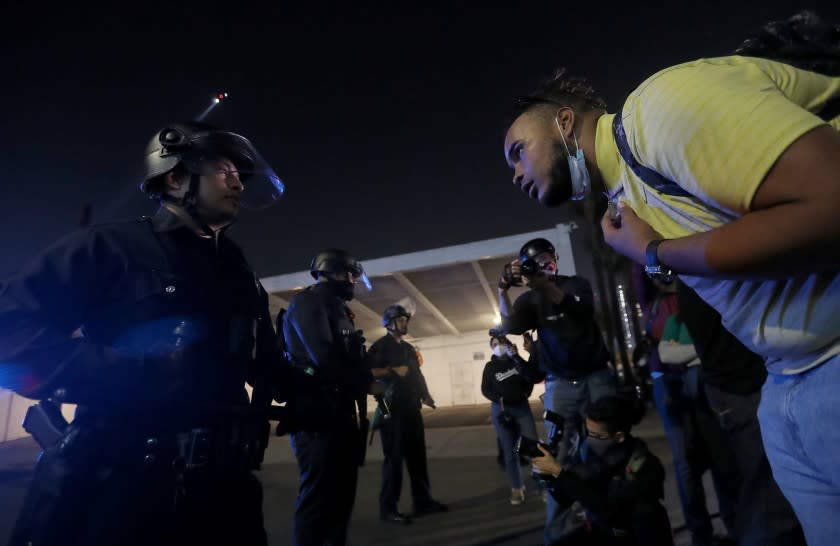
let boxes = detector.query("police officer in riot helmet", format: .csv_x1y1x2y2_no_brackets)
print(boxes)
367,304,447,524
0,121,287,546
498,237,617,545
282,248,379,546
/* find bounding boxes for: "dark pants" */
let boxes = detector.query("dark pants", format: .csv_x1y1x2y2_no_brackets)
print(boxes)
10,436,266,546
291,421,360,546
379,404,433,515
704,383,806,546
551,501,674,546
653,367,738,546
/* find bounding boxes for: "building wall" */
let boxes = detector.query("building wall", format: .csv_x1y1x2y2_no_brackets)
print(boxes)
411,330,544,408
0,389,76,443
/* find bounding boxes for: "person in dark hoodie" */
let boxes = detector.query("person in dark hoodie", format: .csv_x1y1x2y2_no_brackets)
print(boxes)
482,335,539,505
532,395,674,546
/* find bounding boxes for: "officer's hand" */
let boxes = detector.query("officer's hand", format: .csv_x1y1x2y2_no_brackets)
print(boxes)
531,445,562,477
422,397,436,409
392,365,410,378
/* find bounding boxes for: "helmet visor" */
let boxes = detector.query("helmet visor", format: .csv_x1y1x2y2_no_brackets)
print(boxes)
181,131,285,210
352,263,373,292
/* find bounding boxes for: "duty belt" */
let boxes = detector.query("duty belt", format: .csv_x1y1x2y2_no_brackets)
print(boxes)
139,422,256,471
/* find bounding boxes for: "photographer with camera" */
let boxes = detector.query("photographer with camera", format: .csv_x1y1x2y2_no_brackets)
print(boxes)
498,237,616,543
481,334,540,505
531,396,673,546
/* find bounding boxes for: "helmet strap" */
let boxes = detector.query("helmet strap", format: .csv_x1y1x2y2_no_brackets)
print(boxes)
158,173,220,239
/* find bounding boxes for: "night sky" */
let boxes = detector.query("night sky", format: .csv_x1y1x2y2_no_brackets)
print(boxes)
3,1,838,278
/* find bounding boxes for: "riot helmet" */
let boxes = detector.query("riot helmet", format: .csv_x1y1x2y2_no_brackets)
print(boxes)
519,238,558,276
382,304,411,335
309,249,372,300
141,121,285,210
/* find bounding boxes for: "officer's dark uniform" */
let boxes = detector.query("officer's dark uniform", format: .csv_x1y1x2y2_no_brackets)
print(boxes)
546,436,674,546
366,332,442,520
0,207,280,546
283,267,370,546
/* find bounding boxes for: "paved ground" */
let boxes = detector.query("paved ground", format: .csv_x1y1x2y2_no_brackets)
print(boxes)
0,402,726,545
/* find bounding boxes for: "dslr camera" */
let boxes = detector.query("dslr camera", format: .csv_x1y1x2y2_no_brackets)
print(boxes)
488,326,506,338
501,259,539,288
516,410,568,481
514,409,566,459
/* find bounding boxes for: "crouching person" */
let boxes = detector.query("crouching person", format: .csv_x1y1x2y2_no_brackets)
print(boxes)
532,396,673,546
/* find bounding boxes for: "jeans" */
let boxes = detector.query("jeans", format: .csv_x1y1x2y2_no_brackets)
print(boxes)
491,400,538,489
704,383,805,546
653,366,738,546
758,356,840,546
543,367,616,545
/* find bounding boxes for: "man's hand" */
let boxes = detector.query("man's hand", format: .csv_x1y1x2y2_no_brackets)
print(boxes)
522,332,534,354
531,444,562,477
600,203,662,265
391,365,410,378
422,397,436,409
498,259,520,291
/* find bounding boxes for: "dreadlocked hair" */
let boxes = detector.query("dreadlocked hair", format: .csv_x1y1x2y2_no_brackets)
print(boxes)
515,67,607,117
734,10,840,76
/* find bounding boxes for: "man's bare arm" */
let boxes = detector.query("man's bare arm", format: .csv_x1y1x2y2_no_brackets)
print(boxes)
604,126,840,279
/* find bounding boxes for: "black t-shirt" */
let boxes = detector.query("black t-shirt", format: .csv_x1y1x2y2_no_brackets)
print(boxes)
504,275,609,379
676,282,766,395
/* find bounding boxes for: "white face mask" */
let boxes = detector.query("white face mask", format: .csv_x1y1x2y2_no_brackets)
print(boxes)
492,346,505,358
555,117,591,201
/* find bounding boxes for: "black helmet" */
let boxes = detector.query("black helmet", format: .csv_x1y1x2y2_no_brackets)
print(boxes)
519,238,555,263
382,304,411,327
309,249,363,280
140,121,284,209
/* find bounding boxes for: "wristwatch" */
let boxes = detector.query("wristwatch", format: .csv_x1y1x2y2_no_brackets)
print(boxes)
644,239,674,283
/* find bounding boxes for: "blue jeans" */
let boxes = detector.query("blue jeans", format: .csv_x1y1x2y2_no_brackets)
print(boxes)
653,366,738,546
758,356,840,546
543,367,616,544
704,383,805,546
491,400,538,489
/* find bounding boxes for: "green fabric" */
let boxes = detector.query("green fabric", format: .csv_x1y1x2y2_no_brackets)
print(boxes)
660,315,693,345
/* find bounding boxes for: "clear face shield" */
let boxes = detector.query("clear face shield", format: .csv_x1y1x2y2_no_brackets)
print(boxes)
181,131,285,210
348,262,373,292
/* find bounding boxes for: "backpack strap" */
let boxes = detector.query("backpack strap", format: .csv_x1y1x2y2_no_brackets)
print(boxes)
611,110,693,198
